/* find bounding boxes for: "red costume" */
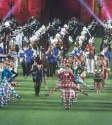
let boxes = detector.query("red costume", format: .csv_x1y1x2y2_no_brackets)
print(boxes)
45,71,88,110
86,45,95,55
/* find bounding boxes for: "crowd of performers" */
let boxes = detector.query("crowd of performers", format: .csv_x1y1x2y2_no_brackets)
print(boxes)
45,18,112,110
0,59,20,108
0,15,112,109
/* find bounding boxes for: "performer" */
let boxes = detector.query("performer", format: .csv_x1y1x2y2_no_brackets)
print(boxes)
93,58,103,93
0,61,20,107
41,51,49,89
45,65,88,110
0,72,5,108
1,22,12,55
53,44,59,75
72,61,93,102
45,45,55,77
5,56,19,87
86,39,95,73
31,56,42,96
20,44,33,76
100,54,109,89
79,53,87,81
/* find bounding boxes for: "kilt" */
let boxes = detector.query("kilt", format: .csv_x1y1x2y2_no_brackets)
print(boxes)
0,86,5,96
58,81,76,99
94,78,102,82
61,88,75,99
5,87,10,95
94,74,103,82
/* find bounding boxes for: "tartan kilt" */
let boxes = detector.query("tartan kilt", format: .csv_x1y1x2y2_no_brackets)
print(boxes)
5,87,10,95
59,81,75,99
61,88,75,99
0,86,5,96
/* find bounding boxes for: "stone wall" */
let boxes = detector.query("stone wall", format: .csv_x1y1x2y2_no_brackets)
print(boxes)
0,0,112,23
0,0,46,23
48,0,80,22
102,0,112,20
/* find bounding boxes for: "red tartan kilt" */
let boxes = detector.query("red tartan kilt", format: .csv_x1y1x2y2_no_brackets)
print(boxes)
59,81,75,99
61,88,75,99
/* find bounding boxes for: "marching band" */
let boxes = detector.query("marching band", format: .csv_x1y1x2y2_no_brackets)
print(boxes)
0,15,112,109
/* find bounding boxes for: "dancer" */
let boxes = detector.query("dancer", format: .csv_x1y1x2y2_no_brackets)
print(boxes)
72,61,93,90
0,61,20,108
41,51,49,89
94,58,103,93
31,56,42,96
72,61,93,102
45,65,88,110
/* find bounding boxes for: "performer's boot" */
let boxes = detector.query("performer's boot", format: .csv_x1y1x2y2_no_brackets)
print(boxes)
61,98,64,105
71,98,75,105
83,83,94,90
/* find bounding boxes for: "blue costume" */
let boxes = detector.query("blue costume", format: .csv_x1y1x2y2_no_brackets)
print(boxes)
0,68,20,108
71,47,82,56
45,51,55,77
2,68,13,82
20,48,33,76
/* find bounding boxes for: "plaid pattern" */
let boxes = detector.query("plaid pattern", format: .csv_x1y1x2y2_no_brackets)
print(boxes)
48,81,80,99
3,96,8,105
61,88,75,99
5,87,10,95
10,88,20,99
0,77,20,107
0,86,5,96
58,81,76,99
0,98,4,107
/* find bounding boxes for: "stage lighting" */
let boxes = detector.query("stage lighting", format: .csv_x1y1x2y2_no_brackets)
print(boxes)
103,1,111,20
78,0,103,25
8,0,15,17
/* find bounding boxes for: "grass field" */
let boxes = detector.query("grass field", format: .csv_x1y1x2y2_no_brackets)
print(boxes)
0,38,112,125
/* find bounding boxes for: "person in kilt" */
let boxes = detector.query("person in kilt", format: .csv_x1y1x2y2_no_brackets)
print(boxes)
94,58,104,93
45,65,88,110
